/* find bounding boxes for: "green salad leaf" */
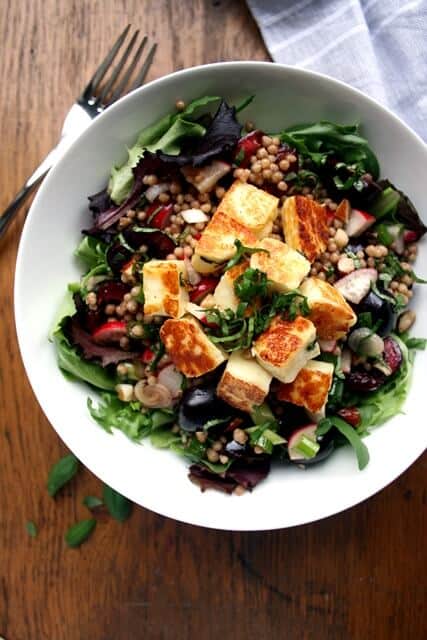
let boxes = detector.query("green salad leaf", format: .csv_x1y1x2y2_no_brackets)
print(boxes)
54,328,117,391
108,95,220,204
280,121,379,191
317,416,369,470
345,336,413,430
87,392,175,440
74,236,108,270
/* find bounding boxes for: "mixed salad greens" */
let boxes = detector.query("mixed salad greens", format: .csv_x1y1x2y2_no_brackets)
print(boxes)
53,95,426,495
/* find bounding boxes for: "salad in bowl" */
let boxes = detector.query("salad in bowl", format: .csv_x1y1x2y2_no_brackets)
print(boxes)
53,95,426,496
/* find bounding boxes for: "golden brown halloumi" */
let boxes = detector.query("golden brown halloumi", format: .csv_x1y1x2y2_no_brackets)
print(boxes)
276,360,334,413
213,261,249,312
216,351,272,413
159,316,226,377
281,195,329,262
250,237,311,292
193,210,258,264
252,316,319,383
218,180,279,237
143,260,188,318
299,277,357,340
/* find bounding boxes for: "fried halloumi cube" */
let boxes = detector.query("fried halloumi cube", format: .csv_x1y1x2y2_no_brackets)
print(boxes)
299,277,357,340
250,237,310,292
193,210,258,264
216,351,272,413
213,261,249,312
159,316,226,377
281,195,329,262
276,360,334,413
143,260,188,318
252,316,319,383
218,180,279,237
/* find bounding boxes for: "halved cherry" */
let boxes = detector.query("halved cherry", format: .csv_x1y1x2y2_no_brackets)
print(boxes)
337,407,361,427
235,130,264,167
147,202,173,230
92,320,127,345
140,347,155,364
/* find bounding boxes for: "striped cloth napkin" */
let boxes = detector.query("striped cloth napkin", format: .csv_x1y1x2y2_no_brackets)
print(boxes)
246,0,427,139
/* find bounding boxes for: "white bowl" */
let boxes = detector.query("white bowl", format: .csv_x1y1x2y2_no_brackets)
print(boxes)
15,62,427,530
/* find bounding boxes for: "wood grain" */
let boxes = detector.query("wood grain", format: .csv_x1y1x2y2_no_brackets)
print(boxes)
0,2,425,639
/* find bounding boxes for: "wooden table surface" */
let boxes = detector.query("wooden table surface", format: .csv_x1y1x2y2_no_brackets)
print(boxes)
0,1,426,639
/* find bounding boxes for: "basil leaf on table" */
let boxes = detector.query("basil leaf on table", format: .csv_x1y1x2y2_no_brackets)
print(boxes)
82,496,104,510
47,454,79,497
103,485,133,522
26,521,38,538
65,519,97,548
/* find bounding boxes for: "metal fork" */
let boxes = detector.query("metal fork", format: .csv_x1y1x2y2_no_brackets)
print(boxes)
0,25,157,239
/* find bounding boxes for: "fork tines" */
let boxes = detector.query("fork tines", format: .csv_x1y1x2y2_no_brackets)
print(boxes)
81,25,157,107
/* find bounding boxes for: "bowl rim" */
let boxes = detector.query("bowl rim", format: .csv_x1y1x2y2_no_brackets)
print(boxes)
14,61,427,531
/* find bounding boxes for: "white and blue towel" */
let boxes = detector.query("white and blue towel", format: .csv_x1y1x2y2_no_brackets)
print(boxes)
247,0,427,139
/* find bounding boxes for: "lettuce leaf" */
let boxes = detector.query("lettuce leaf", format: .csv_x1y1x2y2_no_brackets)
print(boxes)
87,392,175,440
346,335,413,430
54,328,117,391
108,95,220,204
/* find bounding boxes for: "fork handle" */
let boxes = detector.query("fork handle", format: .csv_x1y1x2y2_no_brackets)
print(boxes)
0,135,76,240
0,174,46,238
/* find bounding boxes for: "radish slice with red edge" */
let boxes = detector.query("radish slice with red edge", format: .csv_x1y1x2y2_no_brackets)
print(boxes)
346,208,376,237
92,321,127,345
334,268,378,304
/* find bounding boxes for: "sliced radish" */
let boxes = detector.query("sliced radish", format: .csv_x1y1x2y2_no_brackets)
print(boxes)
319,339,337,353
181,160,231,194
288,424,319,461
340,348,352,374
180,208,210,224
157,364,183,398
334,268,378,304
346,208,376,237
145,182,170,202
92,321,127,345
235,130,263,167
335,199,350,223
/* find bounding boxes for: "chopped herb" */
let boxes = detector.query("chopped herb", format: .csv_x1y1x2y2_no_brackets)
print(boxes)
234,147,245,166
399,333,427,350
235,95,255,113
205,289,309,352
203,417,231,431
103,484,133,522
317,416,369,470
26,521,38,538
234,268,271,301
82,496,104,510
224,240,269,271
65,518,97,548
358,311,373,328
47,454,79,497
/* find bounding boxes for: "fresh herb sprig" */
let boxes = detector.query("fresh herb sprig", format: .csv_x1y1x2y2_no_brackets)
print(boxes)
205,284,310,353
224,240,269,271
